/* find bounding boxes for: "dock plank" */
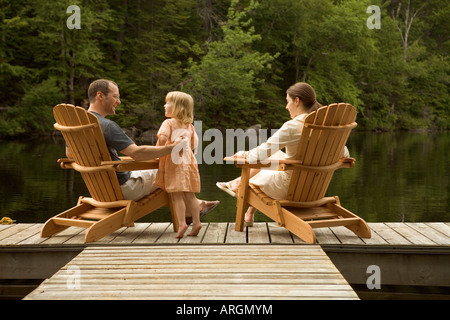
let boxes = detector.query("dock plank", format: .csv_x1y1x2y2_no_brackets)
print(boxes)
385,223,436,245
0,224,38,244
426,222,450,239
248,222,270,243
363,223,390,245
111,223,150,244
225,223,247,244
314,228,341,244
40,226,84,245
409,223,450,245
25,245,358,300
329,226,365,245
3,224,42,245
267,223,294,244
367,223,412,245
201,223,227,243
133,222,170,244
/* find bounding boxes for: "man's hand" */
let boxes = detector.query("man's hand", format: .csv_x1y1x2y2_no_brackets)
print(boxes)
170,136,188,149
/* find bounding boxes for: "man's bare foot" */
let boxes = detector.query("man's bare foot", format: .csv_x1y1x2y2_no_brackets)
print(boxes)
199,200,220,217
188,223,202,237
175,223,189,238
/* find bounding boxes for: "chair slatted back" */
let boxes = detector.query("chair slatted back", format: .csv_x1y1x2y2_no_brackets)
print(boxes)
53,104,123,202
286,103,357,202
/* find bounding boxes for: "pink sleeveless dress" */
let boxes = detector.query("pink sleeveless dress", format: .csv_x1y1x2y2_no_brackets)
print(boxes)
154,119,201,193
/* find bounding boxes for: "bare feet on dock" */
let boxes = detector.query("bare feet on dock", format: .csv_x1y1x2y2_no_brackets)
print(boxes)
188,223,202,237
175,223,189,238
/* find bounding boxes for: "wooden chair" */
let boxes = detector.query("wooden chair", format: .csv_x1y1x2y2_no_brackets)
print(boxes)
226,103,371,243
41,104,178,243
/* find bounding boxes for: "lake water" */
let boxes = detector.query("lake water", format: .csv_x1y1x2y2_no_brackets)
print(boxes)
0,131,448,224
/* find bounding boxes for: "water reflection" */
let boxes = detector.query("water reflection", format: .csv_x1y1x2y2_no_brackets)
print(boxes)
0,131,448,223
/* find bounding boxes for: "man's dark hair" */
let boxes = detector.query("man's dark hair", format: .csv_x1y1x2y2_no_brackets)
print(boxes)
88,79,118,103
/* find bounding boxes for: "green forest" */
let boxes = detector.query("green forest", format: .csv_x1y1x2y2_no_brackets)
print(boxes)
0,0,449,138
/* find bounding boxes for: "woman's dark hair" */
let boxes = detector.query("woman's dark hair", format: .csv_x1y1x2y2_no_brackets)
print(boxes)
286,82,322,113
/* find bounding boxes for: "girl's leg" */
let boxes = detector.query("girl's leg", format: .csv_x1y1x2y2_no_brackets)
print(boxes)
184,192,202,236
171,192,188,238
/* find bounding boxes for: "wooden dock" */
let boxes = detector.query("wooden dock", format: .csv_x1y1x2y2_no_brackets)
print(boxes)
1,222,449,300
24,245,358,300
1,222,449,246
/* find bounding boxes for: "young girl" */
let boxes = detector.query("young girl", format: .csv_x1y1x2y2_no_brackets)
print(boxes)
154,91,201,238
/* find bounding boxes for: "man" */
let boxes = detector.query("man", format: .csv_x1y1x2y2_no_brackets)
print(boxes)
66,79,219,220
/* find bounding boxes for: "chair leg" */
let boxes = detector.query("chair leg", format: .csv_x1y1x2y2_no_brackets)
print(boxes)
235,198,247,232
84,207,127,243
235,167,250,232
328,198,371,238
40,219,69,238
346,219,372,238
40,202,92,238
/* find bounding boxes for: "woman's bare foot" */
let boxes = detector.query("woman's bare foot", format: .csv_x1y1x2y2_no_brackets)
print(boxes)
228,179,240,193
244,207,256,227
175,223,189,238
188,223,202,237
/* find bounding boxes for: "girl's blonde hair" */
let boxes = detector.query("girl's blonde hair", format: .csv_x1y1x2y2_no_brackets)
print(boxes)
166,91,194,124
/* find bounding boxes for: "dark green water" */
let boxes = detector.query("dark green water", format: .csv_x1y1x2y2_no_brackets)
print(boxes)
0,131,448,223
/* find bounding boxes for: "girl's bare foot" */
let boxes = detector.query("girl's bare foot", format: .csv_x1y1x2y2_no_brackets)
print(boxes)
188,223,202,237
175,223,189,238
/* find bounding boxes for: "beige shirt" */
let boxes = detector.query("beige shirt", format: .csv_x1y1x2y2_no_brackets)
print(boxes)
247,113,308,164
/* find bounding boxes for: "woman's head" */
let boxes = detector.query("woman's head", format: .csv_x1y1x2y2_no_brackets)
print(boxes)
286,82,321,116
164,91,194,124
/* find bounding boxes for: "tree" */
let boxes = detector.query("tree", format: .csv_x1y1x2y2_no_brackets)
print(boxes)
0,0,113,136
184,0,277,130
109,0,204,129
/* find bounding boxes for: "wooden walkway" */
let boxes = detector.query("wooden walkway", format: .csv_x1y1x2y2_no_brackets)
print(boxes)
24,245,358,300
1,222,449,246
2,222,449,300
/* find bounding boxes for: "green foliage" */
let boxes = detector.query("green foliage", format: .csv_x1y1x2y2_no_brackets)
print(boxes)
0,0,448,137
184,0,277,130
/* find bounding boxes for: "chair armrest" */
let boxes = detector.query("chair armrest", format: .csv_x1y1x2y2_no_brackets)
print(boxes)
57,158,75,169
223,156,355,171
339,157,356,168
57,158,160,172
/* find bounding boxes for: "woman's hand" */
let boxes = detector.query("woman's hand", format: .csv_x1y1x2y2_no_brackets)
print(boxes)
233,151,248,162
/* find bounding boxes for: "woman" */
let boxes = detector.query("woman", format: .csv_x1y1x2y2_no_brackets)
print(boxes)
217,82,349,226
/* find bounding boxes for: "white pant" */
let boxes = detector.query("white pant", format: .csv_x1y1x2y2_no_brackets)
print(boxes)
120,170,158,201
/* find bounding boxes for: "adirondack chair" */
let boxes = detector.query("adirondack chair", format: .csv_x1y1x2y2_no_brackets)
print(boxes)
226,103,371,243
41,104,178,243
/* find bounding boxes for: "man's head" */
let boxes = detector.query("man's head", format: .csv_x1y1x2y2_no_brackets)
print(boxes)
88,79,121,116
